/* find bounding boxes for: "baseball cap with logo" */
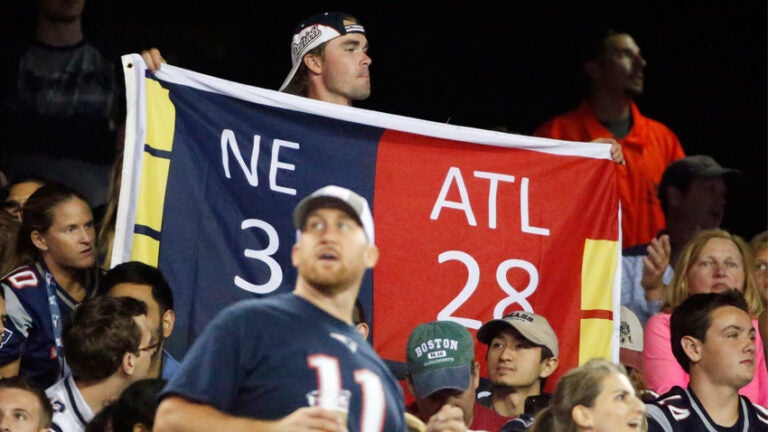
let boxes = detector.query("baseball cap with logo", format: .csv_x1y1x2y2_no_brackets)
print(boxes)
619,306,643,371
279,11,366,92
476,311,559,356
406,321,475,399
293,185,375,243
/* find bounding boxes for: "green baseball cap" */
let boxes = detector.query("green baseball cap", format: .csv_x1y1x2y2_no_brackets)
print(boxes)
406,321,475,398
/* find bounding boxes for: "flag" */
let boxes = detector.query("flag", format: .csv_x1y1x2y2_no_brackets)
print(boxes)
117,54,621,389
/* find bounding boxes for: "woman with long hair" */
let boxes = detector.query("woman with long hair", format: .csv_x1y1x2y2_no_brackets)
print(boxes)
0,182,98,388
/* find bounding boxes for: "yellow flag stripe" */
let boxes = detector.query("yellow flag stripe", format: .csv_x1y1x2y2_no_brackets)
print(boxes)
579,318,613,363
130,233,160,267
131,78,176,266
579,239,619,364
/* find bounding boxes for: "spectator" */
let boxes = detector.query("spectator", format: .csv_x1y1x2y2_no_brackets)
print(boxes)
646,291,768,430
475,311,559,421
0,176,48,276
0,376,53,432
622,155,740,325
0,0,124,208
752,231,768,299
643,229,767,406
1,175,47,221
46,296,156,432
534,29,685,248
111,378,167,432
750,231,768,360
405,320,508,432
527,358,645,432
142,11,371,107
279,11,371,105
154,185,405,432
0,182,97,388
96,261,180,380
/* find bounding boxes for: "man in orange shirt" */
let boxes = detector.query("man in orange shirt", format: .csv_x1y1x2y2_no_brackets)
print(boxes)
534,30,684,248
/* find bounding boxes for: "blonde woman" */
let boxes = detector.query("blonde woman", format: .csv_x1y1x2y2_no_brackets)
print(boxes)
529,358,645,432
643,229,767,406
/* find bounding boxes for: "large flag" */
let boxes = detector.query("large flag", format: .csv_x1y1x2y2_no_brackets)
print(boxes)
117,54,621,390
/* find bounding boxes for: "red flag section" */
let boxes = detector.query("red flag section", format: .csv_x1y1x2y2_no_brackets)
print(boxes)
373,129,619,390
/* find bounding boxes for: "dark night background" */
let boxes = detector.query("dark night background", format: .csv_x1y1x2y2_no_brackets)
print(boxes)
4,1,766,240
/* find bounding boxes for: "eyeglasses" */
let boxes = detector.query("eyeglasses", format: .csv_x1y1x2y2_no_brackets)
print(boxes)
137,340,161,354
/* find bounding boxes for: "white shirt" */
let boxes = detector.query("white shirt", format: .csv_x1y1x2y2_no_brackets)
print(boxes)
46,375,94,432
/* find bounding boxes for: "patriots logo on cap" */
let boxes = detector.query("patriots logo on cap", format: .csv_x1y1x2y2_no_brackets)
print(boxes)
620,320,632,344
292,25,322,61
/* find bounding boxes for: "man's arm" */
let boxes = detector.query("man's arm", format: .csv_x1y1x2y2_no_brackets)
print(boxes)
154,396,347,432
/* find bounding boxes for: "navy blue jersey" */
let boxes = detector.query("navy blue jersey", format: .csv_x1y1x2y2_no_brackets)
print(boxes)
647,386,768,432
162,294,405,432
0,263,80,388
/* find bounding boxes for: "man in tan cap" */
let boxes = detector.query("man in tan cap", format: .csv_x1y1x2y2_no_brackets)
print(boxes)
475,311,560,419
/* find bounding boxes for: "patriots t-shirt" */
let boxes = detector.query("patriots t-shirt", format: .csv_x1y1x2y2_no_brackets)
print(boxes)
162,293,406,431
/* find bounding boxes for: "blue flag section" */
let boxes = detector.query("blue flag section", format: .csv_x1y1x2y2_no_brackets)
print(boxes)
118,54,621,387
159,90,384,355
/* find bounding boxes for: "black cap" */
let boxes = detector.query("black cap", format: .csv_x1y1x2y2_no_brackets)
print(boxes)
658,155,741,202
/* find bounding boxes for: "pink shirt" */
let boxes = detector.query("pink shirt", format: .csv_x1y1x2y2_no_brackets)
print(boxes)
643,312,768,407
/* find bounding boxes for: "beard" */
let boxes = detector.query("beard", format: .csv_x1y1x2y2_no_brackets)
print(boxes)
298,261,363,294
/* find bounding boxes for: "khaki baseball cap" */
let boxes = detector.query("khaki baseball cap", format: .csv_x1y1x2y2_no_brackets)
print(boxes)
476,311,559,356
